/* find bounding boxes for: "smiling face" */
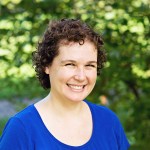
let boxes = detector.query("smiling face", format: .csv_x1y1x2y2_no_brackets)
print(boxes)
45,40,97,103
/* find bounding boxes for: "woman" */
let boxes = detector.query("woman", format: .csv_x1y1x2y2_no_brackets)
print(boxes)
0,19,130,150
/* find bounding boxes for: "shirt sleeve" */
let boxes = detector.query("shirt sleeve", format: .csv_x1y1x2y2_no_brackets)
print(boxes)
113,114,130,150
0,117,30,150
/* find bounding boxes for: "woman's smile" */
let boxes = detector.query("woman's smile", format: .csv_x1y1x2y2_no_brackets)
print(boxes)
67,84,86,92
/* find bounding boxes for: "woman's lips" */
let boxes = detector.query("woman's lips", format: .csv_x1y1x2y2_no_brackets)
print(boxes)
67,84,86,91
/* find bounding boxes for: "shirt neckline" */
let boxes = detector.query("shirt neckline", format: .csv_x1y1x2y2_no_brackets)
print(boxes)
32,100,96,149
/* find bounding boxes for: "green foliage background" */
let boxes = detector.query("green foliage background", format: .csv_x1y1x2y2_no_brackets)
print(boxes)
0,0,150,149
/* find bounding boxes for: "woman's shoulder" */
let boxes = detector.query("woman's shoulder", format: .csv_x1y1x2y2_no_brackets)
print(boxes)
7,104,37,126
1,104,38,138
86,100,115,115
14,104,35,118
85,100,120,124
0,105,37,149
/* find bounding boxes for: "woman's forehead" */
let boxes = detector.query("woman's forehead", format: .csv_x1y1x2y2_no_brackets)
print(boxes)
56,41,97,61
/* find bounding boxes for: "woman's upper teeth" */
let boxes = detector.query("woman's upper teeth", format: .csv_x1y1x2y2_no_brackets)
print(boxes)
69,85,83,90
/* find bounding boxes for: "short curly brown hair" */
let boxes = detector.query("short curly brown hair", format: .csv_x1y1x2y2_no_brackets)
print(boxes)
32,18,106,89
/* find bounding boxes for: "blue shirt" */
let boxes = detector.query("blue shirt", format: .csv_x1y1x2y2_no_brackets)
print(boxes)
0,101,130,150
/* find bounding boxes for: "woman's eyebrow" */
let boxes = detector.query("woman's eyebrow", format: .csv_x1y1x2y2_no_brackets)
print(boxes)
87,61,97,64
60,60,76,64
60,60,97,64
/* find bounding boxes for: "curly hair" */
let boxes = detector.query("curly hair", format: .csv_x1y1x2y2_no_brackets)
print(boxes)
32,18,106,89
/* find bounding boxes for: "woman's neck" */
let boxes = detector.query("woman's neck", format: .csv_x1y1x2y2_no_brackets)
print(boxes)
40,93,86,118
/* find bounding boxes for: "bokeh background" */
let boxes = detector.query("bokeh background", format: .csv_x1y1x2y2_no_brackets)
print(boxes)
0,0,150,149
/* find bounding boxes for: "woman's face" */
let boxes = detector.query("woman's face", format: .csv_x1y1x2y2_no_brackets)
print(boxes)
45,40,97,103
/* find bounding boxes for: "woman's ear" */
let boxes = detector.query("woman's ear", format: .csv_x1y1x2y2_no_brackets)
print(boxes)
45,67,50,74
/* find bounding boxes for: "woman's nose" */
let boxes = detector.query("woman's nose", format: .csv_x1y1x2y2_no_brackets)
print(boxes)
74,68,86,81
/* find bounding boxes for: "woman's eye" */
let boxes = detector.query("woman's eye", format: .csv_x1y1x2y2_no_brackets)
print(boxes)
86,64,96,68
65,63,75,66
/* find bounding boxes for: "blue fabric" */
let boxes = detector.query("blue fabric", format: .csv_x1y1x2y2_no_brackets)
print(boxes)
0,100,130,150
